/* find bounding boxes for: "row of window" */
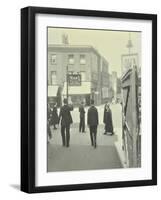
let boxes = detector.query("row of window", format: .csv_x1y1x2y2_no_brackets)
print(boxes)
50,71,86,85
51,54,86,65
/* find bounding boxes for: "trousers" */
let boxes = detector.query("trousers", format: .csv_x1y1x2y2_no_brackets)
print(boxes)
61,125,70,147
89,125,97,148
79,117,85,132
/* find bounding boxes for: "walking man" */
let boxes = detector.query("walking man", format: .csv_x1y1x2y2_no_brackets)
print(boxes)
79,101,86,133
58,98,73,147
51,102,59,130
103,102,114,135
87,99,99,148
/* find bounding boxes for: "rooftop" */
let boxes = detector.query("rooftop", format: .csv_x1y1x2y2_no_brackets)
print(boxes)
48,44,103,59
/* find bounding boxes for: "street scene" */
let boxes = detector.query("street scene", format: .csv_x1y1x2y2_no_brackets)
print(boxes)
47,27,141,172
48,103,122,172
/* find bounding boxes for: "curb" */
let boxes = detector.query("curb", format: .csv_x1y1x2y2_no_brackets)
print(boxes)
114,142,128,168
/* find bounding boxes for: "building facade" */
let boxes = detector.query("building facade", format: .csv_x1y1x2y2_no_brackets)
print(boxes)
48,44,109,106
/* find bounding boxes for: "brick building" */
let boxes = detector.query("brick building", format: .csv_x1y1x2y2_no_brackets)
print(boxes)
48,44,109,106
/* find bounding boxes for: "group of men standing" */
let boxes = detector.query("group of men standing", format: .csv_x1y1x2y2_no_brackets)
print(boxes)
48,99,114,149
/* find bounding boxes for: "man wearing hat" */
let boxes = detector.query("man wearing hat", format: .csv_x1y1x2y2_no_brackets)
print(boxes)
79,101,86,133
58,98,73,147
87,99,99,148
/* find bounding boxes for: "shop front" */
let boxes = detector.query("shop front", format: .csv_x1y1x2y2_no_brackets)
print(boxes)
62,82,91,106
48,85,60,106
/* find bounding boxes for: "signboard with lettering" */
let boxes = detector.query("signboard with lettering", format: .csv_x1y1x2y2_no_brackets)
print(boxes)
68,74,81,86
121,53,139,74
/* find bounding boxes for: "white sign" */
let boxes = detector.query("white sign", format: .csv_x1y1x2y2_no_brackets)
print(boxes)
121,53,138,74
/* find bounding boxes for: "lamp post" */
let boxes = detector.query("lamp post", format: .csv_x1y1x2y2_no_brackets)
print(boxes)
66,65,69,103
126,32,133,55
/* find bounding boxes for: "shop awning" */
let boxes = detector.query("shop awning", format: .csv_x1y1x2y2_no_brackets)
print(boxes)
62,82,91,95
48,85,59,97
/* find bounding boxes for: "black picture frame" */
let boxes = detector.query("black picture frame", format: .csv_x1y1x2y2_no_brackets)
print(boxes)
21,6,157,193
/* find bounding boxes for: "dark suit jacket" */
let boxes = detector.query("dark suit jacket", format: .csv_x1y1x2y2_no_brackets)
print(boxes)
87,105,98,126
79,105,85,118
59,104,73,126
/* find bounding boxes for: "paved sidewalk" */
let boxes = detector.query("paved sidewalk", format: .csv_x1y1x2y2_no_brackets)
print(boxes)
49,124,118,146
47,103,123,172
48,144,122,172
48,124,122,172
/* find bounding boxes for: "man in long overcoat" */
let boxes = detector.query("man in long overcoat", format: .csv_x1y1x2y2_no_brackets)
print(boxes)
58,98,73,147
103,102,114,135
87,99,99,148
79,101,86,133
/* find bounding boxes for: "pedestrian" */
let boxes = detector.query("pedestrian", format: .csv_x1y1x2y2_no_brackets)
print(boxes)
47,120,52,142
79,101,86,133
58,98,73,147
87,99,99,148
51,102,59,130
103,102,114,135
47,104,52,141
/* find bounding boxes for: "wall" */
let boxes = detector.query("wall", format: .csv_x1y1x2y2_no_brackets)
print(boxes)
0,0,160,200
48,46,92,83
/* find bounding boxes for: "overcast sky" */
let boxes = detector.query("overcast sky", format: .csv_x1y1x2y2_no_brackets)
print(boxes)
48,27,141,77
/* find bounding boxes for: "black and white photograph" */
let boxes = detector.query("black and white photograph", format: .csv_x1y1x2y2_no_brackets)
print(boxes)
0,0,159,198
20,6,157,193
47,27,141,172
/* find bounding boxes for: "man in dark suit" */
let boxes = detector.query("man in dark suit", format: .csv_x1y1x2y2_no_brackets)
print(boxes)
58,98,73,147
87,99,99,148
79,101,86,133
